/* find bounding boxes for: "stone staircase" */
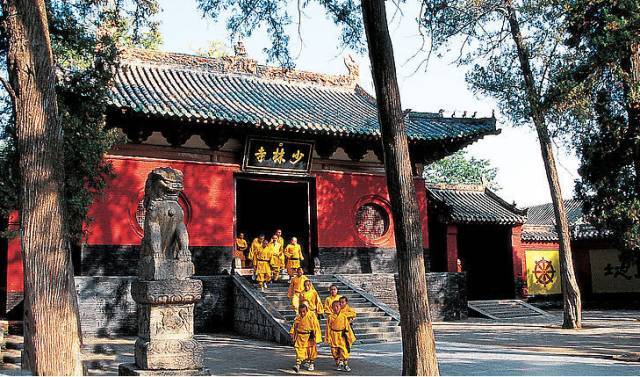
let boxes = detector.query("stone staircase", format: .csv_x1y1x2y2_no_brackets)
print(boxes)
255,275,401,343
468,299,551,320
2,334,23,371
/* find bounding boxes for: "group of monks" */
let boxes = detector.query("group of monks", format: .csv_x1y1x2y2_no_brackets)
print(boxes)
287,268,357,373
237,231,356,372
234,229,305,290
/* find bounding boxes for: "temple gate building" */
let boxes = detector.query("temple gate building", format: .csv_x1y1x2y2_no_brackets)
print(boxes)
0,49,497,316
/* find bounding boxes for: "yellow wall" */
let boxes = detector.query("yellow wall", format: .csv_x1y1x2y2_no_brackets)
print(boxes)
590,249,640,293
525,250,562,295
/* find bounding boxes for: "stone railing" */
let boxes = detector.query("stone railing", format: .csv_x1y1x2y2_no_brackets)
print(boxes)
231,274,291,345
338,272,467,321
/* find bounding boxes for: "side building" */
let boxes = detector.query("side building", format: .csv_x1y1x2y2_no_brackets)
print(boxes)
522,200,640,302
426,184,527,300
428,184,640,304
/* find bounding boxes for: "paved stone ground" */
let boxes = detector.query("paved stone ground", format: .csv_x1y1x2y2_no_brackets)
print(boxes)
366,310,640,376
3,310,640,375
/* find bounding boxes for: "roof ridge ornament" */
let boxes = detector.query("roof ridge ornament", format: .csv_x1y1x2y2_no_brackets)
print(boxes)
233,39,247,57
344,54,359,79
121,48,360,88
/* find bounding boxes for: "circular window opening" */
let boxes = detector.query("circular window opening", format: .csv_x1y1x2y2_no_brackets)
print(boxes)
355,203,389,241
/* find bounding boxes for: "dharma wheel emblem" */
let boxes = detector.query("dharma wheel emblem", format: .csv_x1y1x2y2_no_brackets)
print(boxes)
534,257,556,286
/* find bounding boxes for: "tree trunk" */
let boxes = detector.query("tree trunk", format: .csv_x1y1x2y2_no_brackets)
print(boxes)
505,0,582,329
360,1,440,375
2,0,84,374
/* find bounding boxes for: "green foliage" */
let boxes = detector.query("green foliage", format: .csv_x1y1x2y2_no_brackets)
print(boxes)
422,0,572,134
0,0,160,242
423,150,499,190
561,0,640,252
575,91,640,252
196,0,365,67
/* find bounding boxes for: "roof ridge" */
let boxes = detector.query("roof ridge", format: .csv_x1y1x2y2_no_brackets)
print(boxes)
526,198,580,210
484,187,527,216
120,48,359,89
427,183,486,192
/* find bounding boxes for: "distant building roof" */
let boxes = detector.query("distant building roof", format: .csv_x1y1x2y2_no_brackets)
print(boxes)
427,184,527,225
109,49,498,144
526,199,584,225
522,200,607,242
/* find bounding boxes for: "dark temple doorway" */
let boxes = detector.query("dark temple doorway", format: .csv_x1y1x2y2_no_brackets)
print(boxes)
235,176,315,271
457,224,515,300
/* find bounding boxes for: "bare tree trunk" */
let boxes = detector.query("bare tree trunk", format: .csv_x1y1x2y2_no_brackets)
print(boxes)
505,0,582,329
361,0,440,374
2,0,84,374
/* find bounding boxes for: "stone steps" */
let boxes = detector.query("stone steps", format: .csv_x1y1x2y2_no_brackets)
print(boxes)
265,297,375,306
3,348,22,365
2,335,23,367
263,292,369,304
249,274,401,344
5,335,23,350
283,309,389,320
468,300,549,320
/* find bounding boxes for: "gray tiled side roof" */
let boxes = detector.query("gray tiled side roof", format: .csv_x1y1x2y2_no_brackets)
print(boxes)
427,185,526,225
525,199,584,226
521,226,559,242
522,200,609,241
109,49,497,142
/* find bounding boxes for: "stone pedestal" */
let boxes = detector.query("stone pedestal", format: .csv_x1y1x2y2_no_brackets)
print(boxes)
118,363,210,376
120,271,208,375
119,167,209,375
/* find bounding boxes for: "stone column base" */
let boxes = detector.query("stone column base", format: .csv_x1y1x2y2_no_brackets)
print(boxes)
118,363,210,376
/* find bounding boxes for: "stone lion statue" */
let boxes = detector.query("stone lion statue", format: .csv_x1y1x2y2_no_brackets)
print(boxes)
139,167,192,280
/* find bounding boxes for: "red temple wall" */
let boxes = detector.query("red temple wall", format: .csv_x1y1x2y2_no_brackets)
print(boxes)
86,156,238,247
315,170,429,249
6,211,22,294
5,157,433,292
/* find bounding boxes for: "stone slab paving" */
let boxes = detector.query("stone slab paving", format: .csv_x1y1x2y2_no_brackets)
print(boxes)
82,335,399,376
3,310,640,376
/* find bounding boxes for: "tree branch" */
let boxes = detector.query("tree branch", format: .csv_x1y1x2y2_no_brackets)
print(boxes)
0,76,17,109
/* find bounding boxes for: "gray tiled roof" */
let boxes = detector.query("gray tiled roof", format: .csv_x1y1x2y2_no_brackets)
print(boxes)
522,200,608,241
526,200,584,225
521,225,559,242
109,49,497,142
427,184,526,225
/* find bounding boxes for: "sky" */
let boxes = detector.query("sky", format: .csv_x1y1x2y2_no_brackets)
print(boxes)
156,0,580,207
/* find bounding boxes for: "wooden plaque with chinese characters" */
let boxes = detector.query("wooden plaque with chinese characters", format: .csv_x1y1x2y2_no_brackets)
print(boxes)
242,138,314,174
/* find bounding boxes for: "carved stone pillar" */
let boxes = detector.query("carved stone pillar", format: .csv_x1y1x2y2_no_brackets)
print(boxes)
119,168,209,376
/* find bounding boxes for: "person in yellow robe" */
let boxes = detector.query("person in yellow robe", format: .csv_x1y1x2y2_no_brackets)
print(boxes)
324,284,343,313
298,279,324,316
289,301,322,372
268,235,285,281
326,301,356,372
247,234,265,267
233,233,248,268
275,229,285,253
288,268,309,312
253,239,273,290
339,296,357,323
284,237,304,277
